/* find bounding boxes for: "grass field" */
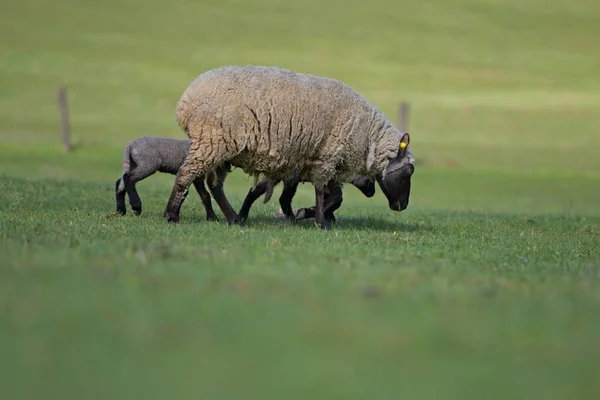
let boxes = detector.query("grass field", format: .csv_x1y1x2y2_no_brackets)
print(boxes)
1,0,600,398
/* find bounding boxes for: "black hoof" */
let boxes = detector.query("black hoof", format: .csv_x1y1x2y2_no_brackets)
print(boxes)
164,211,179,223
132,207,142,216
116,207,126,216
206,215,219,222
315,220,330,230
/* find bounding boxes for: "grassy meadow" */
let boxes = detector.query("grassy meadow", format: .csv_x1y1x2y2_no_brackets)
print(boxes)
1,0,600,398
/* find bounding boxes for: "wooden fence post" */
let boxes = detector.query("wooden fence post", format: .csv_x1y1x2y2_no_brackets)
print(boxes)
398,101,409,133
57,86,71,153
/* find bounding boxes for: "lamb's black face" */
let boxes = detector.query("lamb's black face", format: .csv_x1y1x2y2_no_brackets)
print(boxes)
377,132,414,212
351,175,376,198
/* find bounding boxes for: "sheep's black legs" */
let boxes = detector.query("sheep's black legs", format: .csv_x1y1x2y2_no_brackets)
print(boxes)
192,177,219,221
207,172,241,225
296,183,342,223
314,185,328,230
115,178,127,215
238,179,270,221
323,183,343,222
122,174,143,215
122,168,157,216
279,178,299,221
239,176,299,222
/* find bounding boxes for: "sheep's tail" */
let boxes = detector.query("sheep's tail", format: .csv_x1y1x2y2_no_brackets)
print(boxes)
263,180,275,204
175,96,191,134
118,143,133,192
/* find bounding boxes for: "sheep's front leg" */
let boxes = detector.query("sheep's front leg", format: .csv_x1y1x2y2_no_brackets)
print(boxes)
314,184,328,230
279,178,299,221
192,176,218,221
323,182,343,223
164,158,198,223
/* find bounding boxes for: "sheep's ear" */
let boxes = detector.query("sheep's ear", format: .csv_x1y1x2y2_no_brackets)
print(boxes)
397,133,410,157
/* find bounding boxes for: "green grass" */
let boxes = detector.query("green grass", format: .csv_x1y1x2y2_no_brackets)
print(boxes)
2,0,600,398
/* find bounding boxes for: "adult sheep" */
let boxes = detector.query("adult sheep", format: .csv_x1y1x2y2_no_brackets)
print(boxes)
164,65,415,229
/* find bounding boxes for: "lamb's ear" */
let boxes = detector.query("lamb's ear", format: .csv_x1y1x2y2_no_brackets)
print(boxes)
397,133,410,157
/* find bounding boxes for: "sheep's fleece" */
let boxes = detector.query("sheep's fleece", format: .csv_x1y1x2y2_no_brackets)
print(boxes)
175,65,414,189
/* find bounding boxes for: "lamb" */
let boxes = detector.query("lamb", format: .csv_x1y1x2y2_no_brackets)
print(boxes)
115,136,238,223
238,172,376,223
164,65,415,229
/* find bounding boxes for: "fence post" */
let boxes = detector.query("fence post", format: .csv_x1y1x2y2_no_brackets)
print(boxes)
57,86,71,153
398,101,409,133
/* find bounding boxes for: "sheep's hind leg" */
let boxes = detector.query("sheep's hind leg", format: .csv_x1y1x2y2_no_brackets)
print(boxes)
192,176,219,221
125,167,156,216
238,177,270,222
122,174,144,215
207,169,241,225
115,178,127,215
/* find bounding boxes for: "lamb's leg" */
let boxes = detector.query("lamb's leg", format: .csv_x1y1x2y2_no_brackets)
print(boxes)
125,167,156,216
122,174,143,215
313,184,328,230
115,178,127,215
323,183,343,223
279,176,300,221
206,168,241,225
238,177,270,222
192,176,219,221
296,184,342,222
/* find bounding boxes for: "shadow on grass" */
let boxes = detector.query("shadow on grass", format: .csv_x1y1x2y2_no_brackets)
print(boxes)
235,214,426,232
106,206,427,233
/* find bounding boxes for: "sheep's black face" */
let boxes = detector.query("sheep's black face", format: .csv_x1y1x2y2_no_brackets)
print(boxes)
378,163,413,211
351,175,376,198
378,133,414,212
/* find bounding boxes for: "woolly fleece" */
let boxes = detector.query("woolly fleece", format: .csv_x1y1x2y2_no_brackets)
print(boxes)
174,65,412,190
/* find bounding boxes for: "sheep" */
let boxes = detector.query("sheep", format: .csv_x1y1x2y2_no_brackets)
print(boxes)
238,172,376,223
115,136,238,223
163,65,415,229
115,135,343,224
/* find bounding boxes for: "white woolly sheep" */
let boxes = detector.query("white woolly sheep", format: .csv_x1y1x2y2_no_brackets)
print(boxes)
164,65,415,229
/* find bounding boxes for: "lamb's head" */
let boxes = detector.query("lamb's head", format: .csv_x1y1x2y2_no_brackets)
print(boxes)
377,133,414,212
351,175,376,198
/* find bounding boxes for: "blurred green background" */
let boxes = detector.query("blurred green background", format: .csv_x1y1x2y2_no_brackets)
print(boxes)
1,0,599,399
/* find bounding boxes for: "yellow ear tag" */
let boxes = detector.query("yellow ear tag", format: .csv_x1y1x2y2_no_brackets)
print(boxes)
400,142,407,150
